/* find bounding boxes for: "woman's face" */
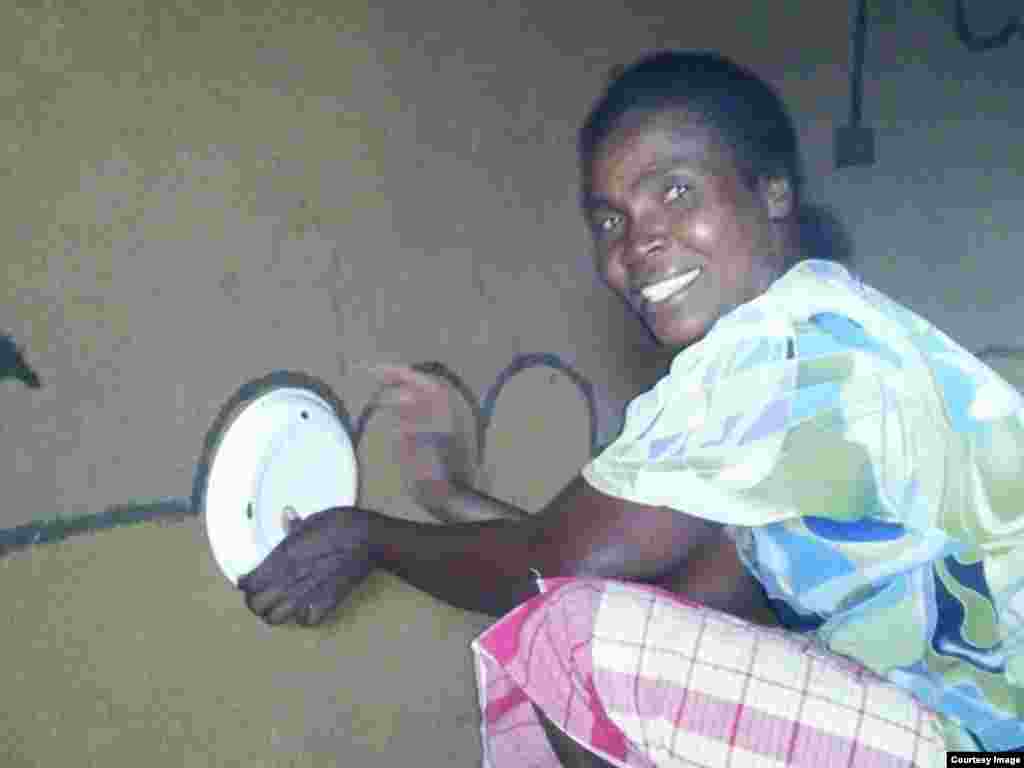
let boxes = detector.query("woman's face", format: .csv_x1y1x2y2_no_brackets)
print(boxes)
585,109,792,349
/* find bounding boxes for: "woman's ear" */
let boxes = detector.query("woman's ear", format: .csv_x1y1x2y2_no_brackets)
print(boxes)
760,176,795,221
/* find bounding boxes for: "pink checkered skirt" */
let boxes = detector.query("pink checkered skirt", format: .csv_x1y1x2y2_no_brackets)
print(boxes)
472,577,946,768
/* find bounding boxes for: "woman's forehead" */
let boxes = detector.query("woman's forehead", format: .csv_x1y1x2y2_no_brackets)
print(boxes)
591,110,734,186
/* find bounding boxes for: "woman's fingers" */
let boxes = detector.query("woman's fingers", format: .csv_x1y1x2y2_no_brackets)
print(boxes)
238,552,292,594
370,387,416,408
296,578,345,626
364,365,465,453
245,563,329,625
367,362,435,385
238,508,375,627
245,583,288,620
369,368,454,432
368,364,444,398
265,597,299,626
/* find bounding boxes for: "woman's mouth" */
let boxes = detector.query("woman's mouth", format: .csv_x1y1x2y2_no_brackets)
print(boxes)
640,267,703,305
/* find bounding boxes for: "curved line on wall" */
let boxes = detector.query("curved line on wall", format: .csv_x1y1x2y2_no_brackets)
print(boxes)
0,353,605,555
481,353,600,461
0,498,192,559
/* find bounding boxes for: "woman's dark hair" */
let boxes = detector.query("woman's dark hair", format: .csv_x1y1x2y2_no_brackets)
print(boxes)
579,50,803,204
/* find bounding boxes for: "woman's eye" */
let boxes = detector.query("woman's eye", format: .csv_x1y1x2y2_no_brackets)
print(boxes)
597,215,623,236
664,183,689,204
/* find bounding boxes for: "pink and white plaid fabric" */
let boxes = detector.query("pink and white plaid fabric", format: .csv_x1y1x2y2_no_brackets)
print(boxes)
472,578,946,768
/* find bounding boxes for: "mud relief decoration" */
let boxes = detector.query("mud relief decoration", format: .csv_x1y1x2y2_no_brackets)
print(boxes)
0,352,609,556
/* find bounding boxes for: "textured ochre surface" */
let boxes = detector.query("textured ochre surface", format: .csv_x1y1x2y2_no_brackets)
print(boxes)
1,518,493,767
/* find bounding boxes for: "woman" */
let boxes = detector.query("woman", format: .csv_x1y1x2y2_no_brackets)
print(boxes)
238,51,1024,763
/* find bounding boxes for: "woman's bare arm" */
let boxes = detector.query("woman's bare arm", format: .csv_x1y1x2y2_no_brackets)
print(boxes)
421,481,530,522
371,474,721,616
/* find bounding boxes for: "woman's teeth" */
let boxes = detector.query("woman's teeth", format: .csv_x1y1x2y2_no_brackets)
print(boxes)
641,268,702,303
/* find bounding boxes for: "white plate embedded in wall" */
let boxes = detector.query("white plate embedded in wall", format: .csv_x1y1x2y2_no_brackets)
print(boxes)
192,372,358,585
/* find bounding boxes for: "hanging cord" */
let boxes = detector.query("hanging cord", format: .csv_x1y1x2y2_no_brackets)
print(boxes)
849,0,868,128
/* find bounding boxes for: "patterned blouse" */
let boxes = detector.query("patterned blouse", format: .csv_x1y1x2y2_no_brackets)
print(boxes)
583,259,1024,751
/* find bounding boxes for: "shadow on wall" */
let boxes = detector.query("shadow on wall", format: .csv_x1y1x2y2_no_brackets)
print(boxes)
0,333,41,389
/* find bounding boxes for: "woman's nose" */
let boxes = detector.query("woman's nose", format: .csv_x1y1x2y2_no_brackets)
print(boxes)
631,233,667,260
627,217,669,264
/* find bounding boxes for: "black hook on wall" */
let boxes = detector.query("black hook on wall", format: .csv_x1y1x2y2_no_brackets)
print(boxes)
955,0,1021,51
836,0,876,169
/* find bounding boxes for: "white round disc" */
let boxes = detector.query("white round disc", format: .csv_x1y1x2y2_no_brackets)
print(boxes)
203,386,358,584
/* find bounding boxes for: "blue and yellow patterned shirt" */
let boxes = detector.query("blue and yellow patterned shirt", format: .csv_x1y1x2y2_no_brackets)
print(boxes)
583,259,1024,751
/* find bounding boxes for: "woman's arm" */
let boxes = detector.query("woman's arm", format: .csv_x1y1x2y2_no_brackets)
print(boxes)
421,481,530,522
241,364,727,624
371,474,721,616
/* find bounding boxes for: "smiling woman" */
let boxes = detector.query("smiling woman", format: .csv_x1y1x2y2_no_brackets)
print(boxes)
579,53,804,351
584,109,795,349
239,50,1024,765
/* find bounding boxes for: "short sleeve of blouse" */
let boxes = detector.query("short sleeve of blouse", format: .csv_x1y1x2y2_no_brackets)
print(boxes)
582,311,920,528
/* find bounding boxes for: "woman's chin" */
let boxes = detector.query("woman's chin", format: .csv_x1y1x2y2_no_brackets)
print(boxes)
627,296,712,350
650,313,712,350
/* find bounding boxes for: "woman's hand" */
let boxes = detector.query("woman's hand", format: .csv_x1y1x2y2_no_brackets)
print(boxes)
369,364,474,512
237,506,376,626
